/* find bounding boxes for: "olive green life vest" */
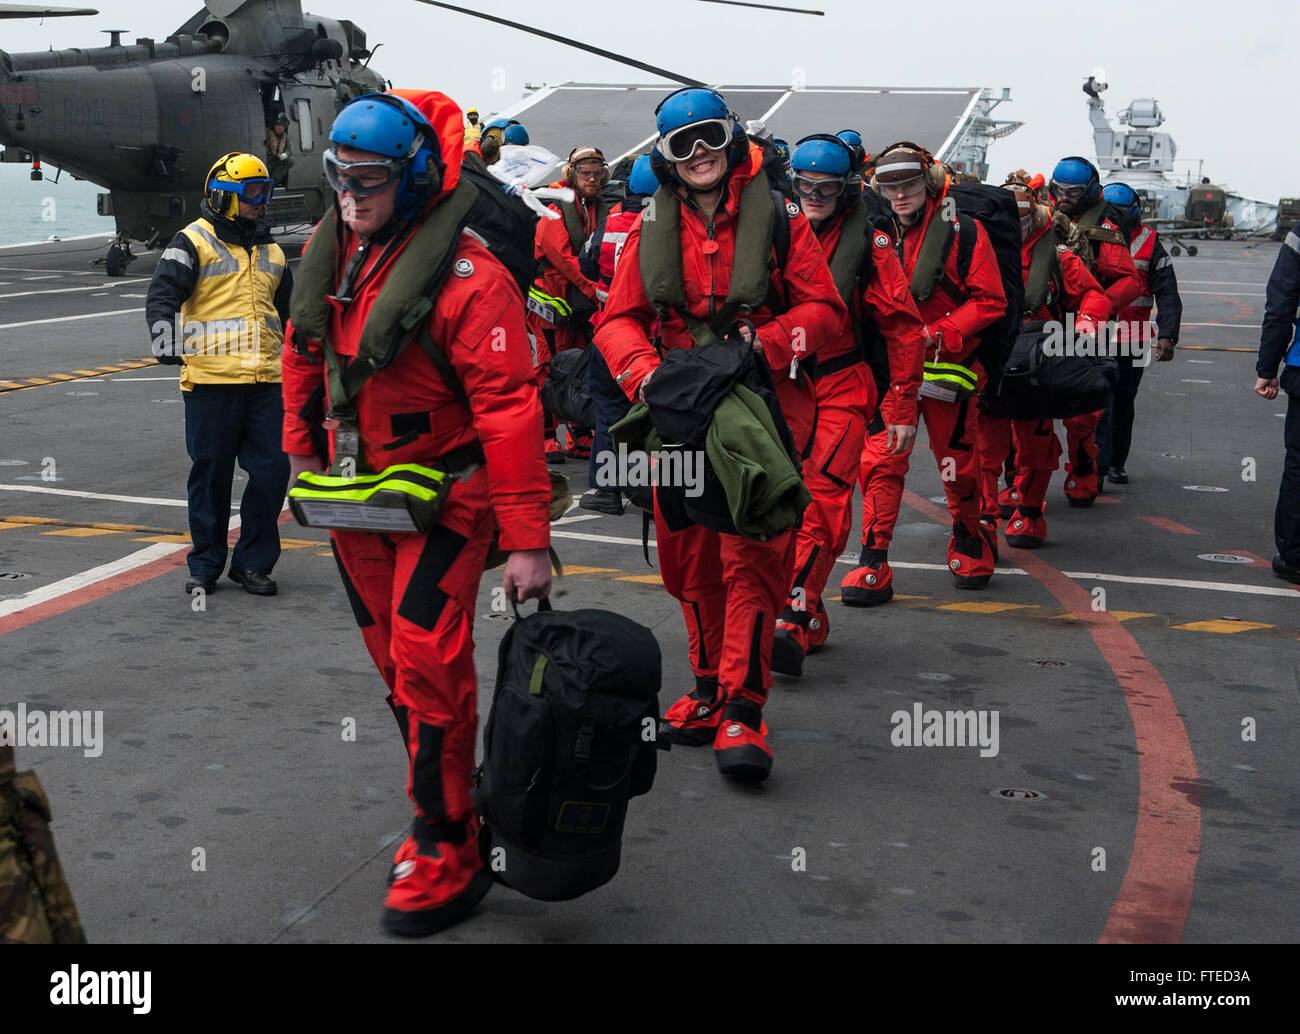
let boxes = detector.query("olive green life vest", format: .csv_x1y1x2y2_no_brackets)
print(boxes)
560,195,610,255
289,178,478,471
1024,227,1066,319
906,205,956,304
819,201,874,367
638,175,778,347
826,201,870,312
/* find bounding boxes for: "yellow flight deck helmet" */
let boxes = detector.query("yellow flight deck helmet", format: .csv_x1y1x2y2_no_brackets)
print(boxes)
205,151,276,221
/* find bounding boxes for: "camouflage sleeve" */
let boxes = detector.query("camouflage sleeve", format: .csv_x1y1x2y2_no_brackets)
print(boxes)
0,750,86,945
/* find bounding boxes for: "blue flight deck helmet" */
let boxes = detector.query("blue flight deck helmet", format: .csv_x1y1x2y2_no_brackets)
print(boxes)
1102,182,1141,223
789,134,856,212
1049,155,1102,213
791,135,853,177
627,153,659,198
650,87,747,183
502,123,530,146
836,128,865,168
772,137,791,164
325,92,443,222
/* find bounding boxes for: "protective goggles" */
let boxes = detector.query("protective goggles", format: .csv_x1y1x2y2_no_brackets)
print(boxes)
658,118,732,163
792,174,846,201
210,177,275,206
323,148,405,198
1049,180,1087,204
876,175,925,199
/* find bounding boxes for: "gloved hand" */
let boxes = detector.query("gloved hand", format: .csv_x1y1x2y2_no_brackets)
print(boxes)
1074,317,1098,352
929,321,964,359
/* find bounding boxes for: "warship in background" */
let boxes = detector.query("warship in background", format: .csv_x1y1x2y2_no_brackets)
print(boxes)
1084,70,1279,246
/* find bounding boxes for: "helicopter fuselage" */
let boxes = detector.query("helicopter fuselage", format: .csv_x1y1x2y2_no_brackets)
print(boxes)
0,1,385,245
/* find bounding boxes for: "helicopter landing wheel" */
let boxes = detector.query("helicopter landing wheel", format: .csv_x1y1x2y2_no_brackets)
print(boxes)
1170,244,1182,256
105,243,129,277
1187,245,1198,256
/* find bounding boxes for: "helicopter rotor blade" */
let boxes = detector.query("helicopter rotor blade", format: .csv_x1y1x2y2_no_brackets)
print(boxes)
410,0,706,87
0,3,97,17
696,0,824,14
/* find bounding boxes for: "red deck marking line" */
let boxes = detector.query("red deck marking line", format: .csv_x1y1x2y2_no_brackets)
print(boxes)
0,510,296,637
0,546,188,637
1093,495,1121,504
1140,516,1200,535
903,489,1200,943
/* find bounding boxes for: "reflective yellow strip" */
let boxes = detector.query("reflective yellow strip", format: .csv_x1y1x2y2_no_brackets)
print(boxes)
923,361,977,390
528,286,572,316
290,465,448,505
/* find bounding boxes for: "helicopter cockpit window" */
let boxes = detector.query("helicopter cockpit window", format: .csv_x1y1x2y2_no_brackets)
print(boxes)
295,99,313,152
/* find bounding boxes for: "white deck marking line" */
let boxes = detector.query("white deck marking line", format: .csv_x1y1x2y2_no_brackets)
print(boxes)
0,279,150,300
0,515,248,619
106,376,177,382
0,484,187,507
552,528,1298,599
0,542,186,618
1179,280,1267,286
0,232,114,250
552,513,604,526
1182,322,1261,328
22,275,60,280
1180,290,1266,297
0,308,144,330
1058,570,1298,599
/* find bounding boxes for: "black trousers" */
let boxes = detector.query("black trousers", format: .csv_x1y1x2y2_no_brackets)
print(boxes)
1277,367,1300,565
1097,355,1146,474
183,382,290,577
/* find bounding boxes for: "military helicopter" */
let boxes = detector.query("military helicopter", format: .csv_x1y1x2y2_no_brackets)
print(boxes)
1,0,388,274
1082,70,1276,251
1,0,816,275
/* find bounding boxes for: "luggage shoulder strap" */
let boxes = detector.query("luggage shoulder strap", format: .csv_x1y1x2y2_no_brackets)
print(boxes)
934,213,974,306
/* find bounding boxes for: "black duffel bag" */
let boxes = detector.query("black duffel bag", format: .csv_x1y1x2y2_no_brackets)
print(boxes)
540,346,596,427
473,599,661,901
984,319,1119,420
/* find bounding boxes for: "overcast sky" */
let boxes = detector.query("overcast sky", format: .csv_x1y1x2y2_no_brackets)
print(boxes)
4,0,1298,201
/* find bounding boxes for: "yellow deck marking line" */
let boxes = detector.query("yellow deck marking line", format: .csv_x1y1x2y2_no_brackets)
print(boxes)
1170,619,1275,634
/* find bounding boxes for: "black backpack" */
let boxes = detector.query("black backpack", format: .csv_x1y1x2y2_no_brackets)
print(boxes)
539,345,596,428
991,318,1119,419
473,599,662,901
460,159,540,295
942,183,1026,393
755,135,796,201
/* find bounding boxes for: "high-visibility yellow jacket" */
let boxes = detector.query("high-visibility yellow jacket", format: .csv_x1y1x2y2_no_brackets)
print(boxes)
147,212,289,390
